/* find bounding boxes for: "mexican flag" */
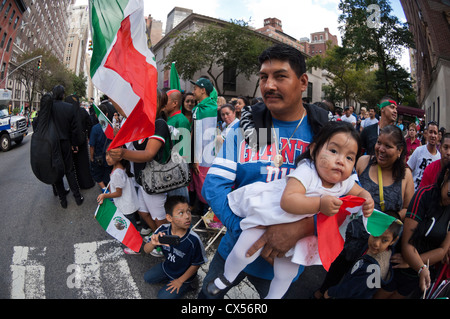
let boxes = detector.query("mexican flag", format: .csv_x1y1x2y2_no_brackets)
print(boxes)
95,198,142,252
170,62,180,91
192,97,218,167
316,195,366,271
93,103,114,140
89,0,157,151
316,196,402,271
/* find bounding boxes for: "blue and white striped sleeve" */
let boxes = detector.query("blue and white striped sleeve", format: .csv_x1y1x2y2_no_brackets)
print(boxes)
202,130,243,233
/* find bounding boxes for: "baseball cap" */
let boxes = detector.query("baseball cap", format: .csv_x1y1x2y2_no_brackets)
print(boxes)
190,78,214,94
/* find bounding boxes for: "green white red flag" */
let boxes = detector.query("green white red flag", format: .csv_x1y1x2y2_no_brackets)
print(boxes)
316,196,402,271
92,103,114,140
89,0,157,150
95,198,142,252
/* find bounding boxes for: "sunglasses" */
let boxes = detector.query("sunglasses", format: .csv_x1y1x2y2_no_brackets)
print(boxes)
427,121,438,127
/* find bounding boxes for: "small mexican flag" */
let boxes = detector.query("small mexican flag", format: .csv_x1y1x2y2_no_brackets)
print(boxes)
316,195,366,271
363,209,402,237
95,198,142,252
93,103,114,140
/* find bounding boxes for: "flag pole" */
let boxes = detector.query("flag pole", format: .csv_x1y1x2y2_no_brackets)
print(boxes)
94,182,110,218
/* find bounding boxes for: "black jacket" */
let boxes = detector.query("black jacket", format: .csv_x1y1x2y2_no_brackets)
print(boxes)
240,101,330,149
52,100,82,146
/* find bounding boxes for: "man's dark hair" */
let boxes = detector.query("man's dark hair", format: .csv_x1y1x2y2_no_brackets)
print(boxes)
258,44,306,78
164,195,188,216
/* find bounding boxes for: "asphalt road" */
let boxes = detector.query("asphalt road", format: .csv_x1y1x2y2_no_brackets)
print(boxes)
0,129,327,301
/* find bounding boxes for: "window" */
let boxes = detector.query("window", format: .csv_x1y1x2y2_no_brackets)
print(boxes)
1,63,5,80
223,66,236,92
9,9,15,23
6,37,12,52
4,3,11,17
0,0,7,13
0,32,6,48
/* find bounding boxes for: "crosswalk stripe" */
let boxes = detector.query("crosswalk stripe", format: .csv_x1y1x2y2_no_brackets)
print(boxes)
10,246,46,299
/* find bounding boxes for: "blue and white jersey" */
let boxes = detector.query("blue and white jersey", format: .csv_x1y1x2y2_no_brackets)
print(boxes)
155,224,208,283
202,116,314,280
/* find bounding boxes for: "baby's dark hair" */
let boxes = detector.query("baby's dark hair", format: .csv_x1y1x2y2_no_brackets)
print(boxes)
164,196,189,216
295,121,362,166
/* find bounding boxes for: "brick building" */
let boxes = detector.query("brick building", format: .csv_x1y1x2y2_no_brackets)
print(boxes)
300,28,338,57
256,18,305,52
400,0,450,128
0,0,27,88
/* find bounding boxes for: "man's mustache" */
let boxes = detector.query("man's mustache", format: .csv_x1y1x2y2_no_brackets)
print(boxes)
264,92,283,99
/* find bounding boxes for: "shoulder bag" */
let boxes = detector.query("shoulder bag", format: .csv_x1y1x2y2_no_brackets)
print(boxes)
140,151,191,194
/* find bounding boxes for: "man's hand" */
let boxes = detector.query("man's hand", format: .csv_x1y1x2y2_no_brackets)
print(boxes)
246,218,314,263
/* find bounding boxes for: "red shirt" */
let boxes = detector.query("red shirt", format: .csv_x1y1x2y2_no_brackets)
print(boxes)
419,160,441,188
406,137,421,162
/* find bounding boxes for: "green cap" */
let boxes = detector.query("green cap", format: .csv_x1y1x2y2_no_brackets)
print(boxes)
190,78,214,94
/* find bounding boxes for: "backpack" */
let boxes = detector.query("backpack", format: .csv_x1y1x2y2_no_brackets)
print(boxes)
30,103,65,185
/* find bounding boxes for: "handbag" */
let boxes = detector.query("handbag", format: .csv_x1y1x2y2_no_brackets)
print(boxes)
140,152,190,194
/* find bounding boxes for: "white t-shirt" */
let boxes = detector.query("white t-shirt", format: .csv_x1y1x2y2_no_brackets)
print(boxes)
361,117,378,129
110,167,139,215
340,114,356,125
407,144,441,190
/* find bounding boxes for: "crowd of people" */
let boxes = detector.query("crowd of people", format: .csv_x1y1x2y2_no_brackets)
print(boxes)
33,43,449,300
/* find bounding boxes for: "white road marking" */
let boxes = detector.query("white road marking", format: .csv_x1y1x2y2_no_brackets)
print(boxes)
10,246,46,299
73,240,141,299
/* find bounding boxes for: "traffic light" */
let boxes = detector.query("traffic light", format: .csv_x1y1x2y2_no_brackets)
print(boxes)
37,59,42,69
88,40,93,51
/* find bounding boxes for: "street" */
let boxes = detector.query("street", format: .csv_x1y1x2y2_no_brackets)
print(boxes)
0,129,326,300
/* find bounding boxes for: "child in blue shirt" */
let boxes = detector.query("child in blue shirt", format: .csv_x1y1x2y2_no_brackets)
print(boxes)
324,214,402,299
143,196,207,299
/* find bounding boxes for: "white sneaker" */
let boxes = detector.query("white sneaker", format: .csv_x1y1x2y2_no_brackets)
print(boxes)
123,247,139,255
150,247,164,258
140,228,152,235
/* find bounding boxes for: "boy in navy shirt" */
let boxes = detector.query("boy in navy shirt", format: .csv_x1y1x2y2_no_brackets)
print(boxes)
143,196,207,299
324,215,402,299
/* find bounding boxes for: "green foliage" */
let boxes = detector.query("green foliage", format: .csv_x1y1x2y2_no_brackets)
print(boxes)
13,49,87,107
164,20,272,95
338,0,414,94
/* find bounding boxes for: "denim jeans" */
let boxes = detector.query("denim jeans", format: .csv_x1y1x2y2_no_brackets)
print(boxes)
144,262,194,299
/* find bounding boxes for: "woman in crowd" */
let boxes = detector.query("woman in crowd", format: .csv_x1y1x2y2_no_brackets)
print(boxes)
109,89,172,239
216,104,239,148
405,123,421,162
234,96,249,119
181,92,196,124
375,162,450,298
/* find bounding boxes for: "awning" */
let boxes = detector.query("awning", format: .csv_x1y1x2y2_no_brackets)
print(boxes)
397,105,425,118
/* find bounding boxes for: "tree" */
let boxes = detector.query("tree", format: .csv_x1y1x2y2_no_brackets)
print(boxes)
338,0,414,95
164,20,272,96
308,45,377,106
12,49,87,109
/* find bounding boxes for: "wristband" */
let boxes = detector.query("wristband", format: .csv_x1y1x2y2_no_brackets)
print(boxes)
418,264,428,275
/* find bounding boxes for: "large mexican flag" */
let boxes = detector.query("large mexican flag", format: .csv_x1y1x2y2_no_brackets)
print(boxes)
95,198,142,252
89,0,157,150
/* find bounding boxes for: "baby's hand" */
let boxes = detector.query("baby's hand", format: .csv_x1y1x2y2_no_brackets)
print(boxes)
319,195,343,216
361,196,374,218
97,194,106,205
